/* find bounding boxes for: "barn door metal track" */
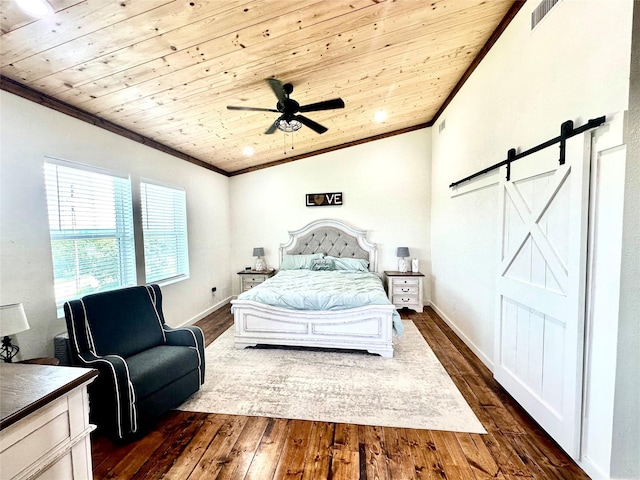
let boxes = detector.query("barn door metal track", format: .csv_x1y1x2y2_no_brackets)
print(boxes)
449,115,606,188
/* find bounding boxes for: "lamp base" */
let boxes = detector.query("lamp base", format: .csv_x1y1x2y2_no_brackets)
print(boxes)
398,258,408,273
1,335,19,363
255,257,267,271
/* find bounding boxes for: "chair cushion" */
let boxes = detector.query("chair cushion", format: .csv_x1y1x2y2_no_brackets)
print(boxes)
126,345,200,400
81,286,165,357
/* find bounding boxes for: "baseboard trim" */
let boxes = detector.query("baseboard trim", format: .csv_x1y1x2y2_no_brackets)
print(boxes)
578,455,610,480
179,296,232,327
429,302,494,371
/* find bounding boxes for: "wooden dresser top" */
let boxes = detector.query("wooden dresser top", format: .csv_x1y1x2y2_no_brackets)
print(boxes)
1,363,97,430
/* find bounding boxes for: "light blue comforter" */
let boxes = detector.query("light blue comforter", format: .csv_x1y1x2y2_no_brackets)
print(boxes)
234,270,403,335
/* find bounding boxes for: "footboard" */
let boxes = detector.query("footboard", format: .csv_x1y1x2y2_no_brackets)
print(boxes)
231,300,395,358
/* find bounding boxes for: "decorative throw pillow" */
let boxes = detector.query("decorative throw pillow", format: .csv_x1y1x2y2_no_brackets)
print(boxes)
280,253,325,270
326,256,369,271
310,258,334,271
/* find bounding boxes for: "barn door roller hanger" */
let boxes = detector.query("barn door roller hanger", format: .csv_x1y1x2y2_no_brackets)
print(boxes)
449,115,606,188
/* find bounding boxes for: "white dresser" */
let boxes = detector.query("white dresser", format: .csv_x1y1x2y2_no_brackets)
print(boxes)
384,271,425,312
0,363,98,480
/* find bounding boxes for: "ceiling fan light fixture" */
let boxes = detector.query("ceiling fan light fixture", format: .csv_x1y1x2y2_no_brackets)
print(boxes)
15,0,52,17
277,119,302,133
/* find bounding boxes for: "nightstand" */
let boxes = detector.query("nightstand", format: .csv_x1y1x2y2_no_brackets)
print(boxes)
384,271,424,311
237,269,276,292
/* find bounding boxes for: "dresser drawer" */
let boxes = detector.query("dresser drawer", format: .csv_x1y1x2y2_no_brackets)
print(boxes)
1,397,70,479
0,386,93,480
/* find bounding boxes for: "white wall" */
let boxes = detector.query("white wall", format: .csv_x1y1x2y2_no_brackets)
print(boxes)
0,91,232,360
229,128,431,297
430,0,634,478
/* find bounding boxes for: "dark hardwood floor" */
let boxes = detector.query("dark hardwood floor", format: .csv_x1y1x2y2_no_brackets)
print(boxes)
91,306,591,479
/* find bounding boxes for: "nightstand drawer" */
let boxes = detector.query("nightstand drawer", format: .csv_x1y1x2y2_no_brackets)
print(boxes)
392,278,420,286
243,281,263,290
245,275,267,283
393,294,419,306
392,285,418,295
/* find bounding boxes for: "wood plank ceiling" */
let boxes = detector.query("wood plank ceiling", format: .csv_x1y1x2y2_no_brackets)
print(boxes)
1,0,519,175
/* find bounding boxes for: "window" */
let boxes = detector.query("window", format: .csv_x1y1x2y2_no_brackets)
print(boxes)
44,160,190,308
140,180,189,283
44,159,136,305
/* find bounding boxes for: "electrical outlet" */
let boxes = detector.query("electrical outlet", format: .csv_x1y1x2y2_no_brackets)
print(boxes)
211,287,217,293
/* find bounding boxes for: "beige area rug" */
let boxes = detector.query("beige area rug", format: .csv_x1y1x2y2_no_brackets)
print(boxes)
177,320,486,433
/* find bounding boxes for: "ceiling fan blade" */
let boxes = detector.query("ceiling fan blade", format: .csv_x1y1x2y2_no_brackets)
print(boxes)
266,78,287,104
265,115,284,134
298,98,345,113
295,115,328,134
227,105,279,112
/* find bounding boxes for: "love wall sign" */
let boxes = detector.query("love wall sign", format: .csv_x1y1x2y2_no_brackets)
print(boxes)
305,192,343,207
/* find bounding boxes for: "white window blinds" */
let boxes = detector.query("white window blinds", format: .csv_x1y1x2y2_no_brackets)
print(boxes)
140,181,189,284
44,159,136,305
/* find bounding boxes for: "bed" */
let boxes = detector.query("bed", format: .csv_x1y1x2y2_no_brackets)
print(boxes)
230,219,400,357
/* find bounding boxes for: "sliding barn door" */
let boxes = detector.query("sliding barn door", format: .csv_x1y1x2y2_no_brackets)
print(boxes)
494,133,591,459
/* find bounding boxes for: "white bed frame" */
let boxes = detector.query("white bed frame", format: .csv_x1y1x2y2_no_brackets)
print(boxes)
231,219,396,357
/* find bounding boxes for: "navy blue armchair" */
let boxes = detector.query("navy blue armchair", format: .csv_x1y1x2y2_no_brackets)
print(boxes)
64,284,205,440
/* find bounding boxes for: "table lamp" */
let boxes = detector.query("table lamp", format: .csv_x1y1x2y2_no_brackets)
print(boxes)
0,303,30,363
253,247,266,271
396,247,410,273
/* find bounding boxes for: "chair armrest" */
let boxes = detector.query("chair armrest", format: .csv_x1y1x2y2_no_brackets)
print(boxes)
75,351,135,439
163,325,203,347
163,325,205,384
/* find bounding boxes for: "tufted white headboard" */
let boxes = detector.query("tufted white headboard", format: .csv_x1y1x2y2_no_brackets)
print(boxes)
279,219,378,272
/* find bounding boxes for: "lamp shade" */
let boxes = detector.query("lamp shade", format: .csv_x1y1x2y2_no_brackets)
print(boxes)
396,247,410,258
0,303,30,337
253,247,265,257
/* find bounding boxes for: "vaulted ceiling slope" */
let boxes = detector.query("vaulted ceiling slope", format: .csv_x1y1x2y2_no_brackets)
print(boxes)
1,0,520,175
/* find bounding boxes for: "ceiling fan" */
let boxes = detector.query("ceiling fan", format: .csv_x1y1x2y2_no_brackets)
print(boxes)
227,79,345,135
